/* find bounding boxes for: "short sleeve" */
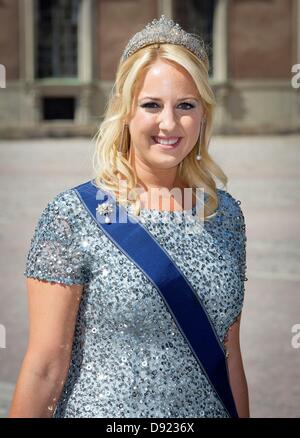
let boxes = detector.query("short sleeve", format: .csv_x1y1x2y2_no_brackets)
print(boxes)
213,190,248,341
217,190,248,288
24,191,90,285
235,201,247,284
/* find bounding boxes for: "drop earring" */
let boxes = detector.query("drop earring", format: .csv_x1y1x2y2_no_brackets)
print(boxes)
119,122,130,156
196,117,206,161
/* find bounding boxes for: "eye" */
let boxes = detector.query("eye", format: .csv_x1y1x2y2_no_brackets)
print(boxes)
140,102,160,109
141,102,195,110
177,102,195,110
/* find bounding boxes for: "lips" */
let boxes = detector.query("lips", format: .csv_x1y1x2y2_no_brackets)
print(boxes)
152,136,182,147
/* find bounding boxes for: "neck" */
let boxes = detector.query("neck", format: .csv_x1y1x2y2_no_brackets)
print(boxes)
125,148,195,211
137,169,181,192
128,146,183,191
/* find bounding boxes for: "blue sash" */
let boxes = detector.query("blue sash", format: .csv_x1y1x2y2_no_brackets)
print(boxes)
73,180,239,418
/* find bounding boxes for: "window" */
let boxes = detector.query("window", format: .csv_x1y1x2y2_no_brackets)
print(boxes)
173,0,216,76
35,0,80,78
42,97,76,120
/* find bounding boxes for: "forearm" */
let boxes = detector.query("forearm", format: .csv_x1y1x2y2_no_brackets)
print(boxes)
8,352,69,418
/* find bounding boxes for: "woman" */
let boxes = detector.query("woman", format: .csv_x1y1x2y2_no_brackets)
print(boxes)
9,16,249,418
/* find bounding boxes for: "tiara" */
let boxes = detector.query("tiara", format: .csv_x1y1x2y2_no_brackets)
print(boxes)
121,15,208,62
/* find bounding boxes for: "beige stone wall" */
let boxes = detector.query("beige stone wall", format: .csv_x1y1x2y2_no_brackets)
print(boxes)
0,0,20,80
96,0,158,80
229,0,294,79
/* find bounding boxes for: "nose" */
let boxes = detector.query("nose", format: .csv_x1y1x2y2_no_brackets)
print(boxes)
157,105,177,131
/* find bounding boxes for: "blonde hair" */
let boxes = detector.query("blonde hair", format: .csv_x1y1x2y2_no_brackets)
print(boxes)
92,43,227,220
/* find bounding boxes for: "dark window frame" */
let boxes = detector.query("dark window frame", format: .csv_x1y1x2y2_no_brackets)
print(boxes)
35,0,80,79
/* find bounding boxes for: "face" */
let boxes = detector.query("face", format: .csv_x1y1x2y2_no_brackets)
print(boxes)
128,59,204,172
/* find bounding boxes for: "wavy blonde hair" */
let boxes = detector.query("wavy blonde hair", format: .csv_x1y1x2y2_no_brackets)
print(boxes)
92,43,227,221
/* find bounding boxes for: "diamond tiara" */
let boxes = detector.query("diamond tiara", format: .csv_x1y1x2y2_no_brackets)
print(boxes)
121,15,208,63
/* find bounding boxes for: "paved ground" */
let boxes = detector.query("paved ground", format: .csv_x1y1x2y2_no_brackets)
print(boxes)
0,135,299,418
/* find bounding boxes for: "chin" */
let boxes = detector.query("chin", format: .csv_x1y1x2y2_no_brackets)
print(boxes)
147,157,180,169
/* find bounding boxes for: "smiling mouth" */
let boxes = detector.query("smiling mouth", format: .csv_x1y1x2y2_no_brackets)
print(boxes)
152,136,182,147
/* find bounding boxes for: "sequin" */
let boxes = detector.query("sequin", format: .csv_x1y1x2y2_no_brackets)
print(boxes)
24,186,247,418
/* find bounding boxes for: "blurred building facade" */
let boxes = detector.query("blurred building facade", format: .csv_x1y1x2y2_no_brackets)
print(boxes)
0,0,299,137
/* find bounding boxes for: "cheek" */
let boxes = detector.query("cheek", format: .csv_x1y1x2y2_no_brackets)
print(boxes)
130,111,156,137
182,117,201,143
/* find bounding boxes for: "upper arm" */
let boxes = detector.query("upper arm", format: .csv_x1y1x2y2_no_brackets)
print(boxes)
219,192,249,416
224,313,242,360
219,190,248,355
23,191,88,367
24,190,90,286
26,278,83,368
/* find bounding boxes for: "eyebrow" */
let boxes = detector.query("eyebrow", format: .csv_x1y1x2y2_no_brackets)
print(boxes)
138,96,199,102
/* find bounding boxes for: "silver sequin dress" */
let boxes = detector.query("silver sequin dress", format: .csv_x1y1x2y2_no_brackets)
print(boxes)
24,183,247,418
